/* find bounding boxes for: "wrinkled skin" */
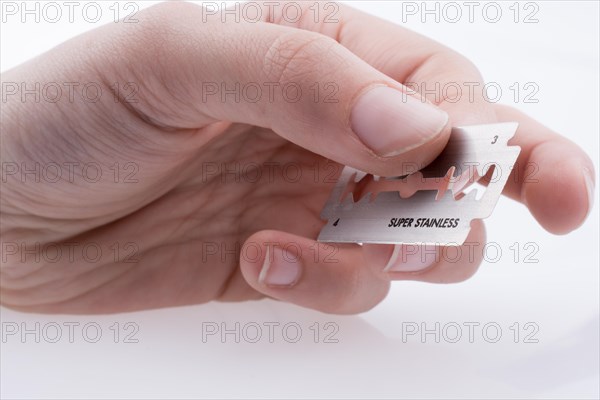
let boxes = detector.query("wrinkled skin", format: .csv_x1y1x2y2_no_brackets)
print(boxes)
0,2,594,314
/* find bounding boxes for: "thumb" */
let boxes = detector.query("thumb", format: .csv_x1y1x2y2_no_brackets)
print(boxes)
112,2,451,176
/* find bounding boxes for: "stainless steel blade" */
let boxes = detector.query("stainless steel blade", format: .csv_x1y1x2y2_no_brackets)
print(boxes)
317,122,521,245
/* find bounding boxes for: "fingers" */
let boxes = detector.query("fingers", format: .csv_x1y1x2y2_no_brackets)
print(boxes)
0,0,455,241
362,220,486,284
260,2,596,234
492,104,595,234
240,223,485,314
240,231,390,314
261,1,594,235
102,2,451,176
260,1,496,125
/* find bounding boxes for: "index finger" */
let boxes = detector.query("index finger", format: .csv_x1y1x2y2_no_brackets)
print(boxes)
259,1,496,124
257,1,594,233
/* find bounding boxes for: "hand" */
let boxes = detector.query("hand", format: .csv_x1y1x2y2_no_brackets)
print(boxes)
1,2,594,314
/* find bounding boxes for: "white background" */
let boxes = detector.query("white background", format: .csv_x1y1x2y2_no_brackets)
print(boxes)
1,1,599,399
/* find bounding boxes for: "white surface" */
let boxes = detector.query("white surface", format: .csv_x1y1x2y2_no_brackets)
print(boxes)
1,1,599,399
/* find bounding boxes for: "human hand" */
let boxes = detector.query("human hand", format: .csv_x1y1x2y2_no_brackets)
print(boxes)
1,2,594,314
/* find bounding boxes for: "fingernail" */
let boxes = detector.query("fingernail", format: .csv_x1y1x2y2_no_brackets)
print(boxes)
584,167,595,217
383,244,437,272
258,246,301,286
351,86,449,157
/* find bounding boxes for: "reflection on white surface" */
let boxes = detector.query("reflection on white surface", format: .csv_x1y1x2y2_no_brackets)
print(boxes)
1,1,599,399
1,298,598,399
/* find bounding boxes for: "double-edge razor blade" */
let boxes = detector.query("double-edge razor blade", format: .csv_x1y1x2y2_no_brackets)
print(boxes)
317,122,521,245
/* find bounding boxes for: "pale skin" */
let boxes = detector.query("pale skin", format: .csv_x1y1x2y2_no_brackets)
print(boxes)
0,2,595,314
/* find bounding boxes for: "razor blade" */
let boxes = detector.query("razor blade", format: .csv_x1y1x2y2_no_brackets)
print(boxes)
317,122,521,245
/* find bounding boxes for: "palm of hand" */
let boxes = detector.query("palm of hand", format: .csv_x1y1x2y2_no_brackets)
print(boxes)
4,119,338,313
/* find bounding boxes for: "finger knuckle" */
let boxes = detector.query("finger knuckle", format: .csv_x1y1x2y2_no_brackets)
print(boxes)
263,31,338,84
117,2,203,60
